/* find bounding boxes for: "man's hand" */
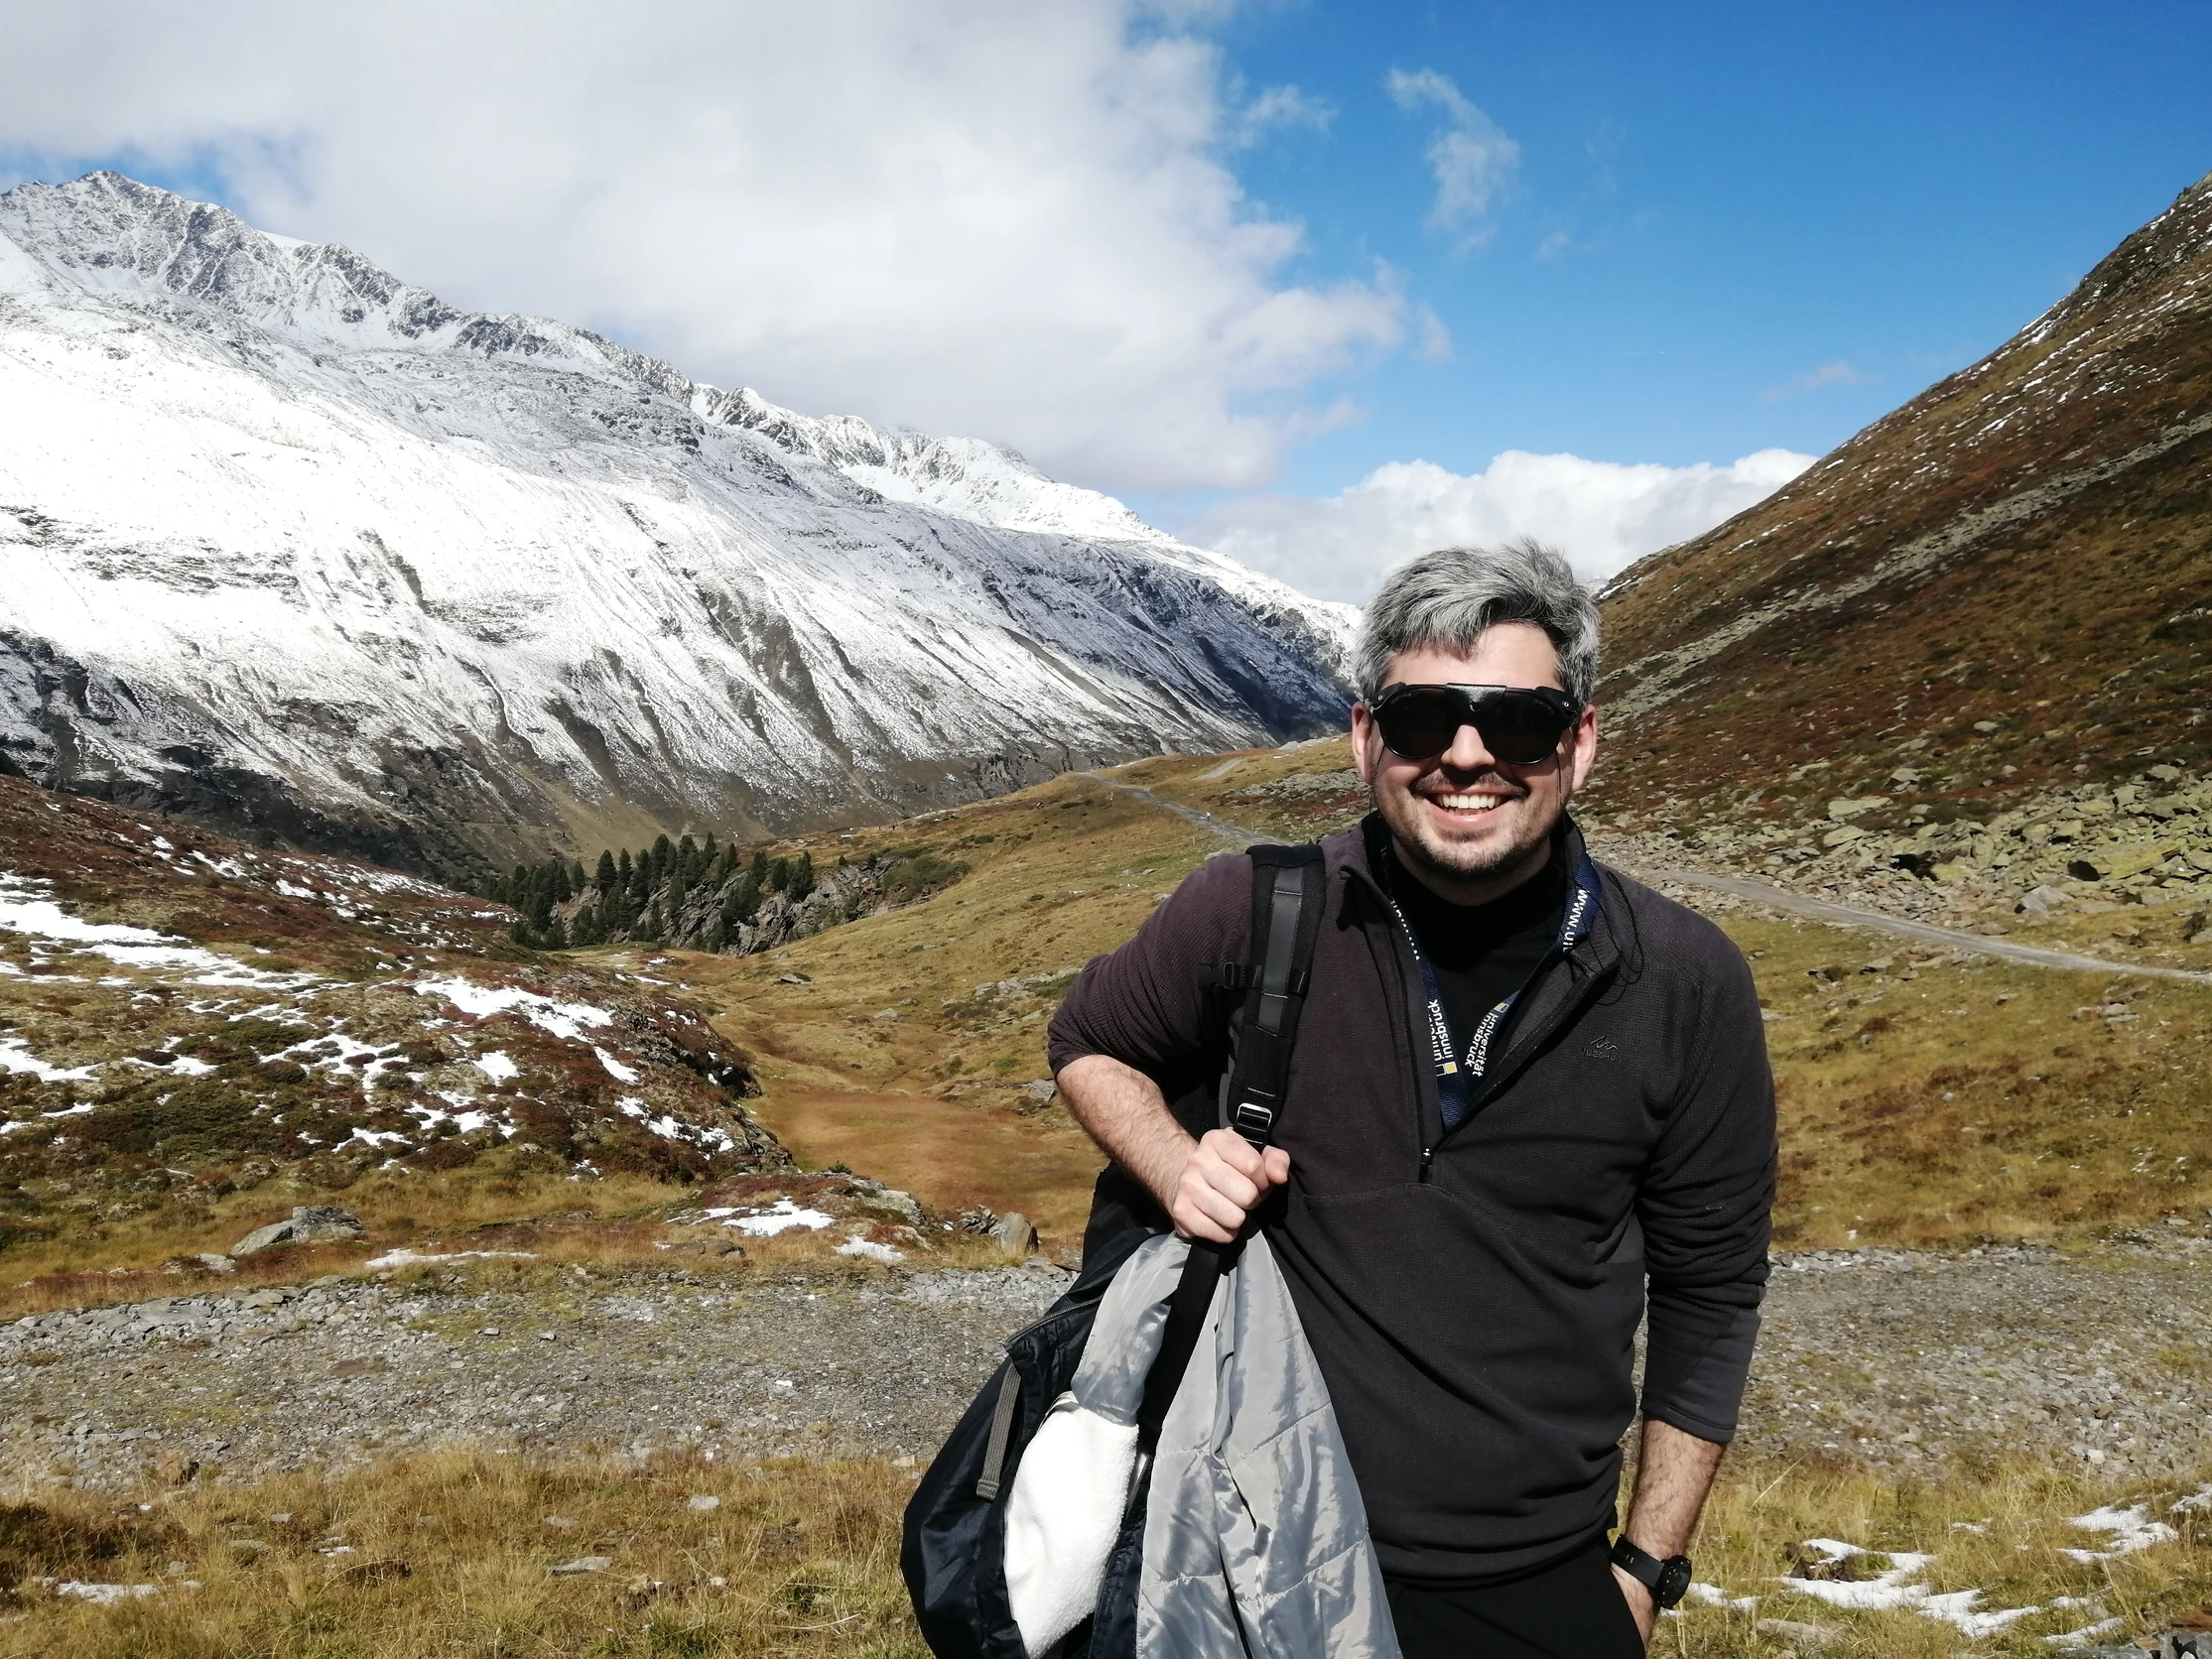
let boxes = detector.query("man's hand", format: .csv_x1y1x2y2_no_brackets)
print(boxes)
1612,1564,1656,1647
1056,1057,1291,1242
1171,1127,1290,1243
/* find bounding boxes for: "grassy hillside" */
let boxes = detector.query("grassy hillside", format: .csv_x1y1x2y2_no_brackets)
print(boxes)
1594,170,2212,858
0,774,823,1304
640,741,2212,1253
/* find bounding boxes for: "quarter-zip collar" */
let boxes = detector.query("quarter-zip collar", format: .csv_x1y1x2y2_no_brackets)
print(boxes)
1325,812,1623,1175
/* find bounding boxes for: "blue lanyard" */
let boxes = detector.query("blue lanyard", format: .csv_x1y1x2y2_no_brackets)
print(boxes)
1377,851,1603,1131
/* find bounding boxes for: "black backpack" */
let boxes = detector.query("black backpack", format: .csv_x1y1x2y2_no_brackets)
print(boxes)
901,843,1328,1659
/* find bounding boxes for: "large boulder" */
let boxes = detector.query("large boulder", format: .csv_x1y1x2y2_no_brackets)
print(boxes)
230,1206,365,1258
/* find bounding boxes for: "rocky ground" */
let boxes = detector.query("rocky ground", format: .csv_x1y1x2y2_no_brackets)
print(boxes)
9,1245,2212,1494
1593,765,2212,937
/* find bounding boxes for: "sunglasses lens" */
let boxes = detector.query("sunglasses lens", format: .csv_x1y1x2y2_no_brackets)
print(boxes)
1374,689,1572,763
1374,691,1462,759
1477,693,1572,764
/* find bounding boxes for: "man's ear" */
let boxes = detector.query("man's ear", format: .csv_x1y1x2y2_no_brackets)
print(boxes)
1567,703,1600,793
1350,702,1376,785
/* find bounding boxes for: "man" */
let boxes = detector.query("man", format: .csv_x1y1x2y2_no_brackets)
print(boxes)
1048,541,1775,1658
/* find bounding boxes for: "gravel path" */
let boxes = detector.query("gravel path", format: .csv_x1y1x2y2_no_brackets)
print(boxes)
1626,864,2212,985
1078,773,1253,846
6,1248,2212,1491
1085,774,2205,987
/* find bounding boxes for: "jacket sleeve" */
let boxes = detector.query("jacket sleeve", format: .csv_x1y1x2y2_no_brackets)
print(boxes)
1636,931,1776,1443
1046,851,1250,1082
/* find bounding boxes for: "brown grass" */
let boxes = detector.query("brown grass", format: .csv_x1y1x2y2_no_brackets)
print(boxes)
658,743,2212,1254
0,1449,924,1658
11,1446,2212,1657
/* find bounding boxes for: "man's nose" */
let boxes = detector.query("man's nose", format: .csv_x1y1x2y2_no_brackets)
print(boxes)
1437,718,1495,773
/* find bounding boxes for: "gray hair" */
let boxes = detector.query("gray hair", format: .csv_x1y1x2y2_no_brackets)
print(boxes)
1353,539,1600,705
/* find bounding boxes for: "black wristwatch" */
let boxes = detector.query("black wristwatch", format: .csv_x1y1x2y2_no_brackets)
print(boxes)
1611,1535,1693,1609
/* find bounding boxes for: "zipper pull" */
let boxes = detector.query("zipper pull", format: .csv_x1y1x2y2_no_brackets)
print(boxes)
1419,1145,1435,1183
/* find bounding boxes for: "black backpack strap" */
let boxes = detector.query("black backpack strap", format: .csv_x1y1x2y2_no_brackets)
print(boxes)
1222,843,1327,1149
1129,843,1326,1488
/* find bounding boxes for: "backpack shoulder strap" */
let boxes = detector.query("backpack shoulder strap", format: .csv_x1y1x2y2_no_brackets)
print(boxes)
1222,842,1327,1149
1128,844,1325,1474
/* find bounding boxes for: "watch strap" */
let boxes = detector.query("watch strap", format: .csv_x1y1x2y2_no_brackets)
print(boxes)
1610,1535,1691,1608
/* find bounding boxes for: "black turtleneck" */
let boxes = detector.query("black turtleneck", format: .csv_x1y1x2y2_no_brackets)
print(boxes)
1387,840,1567,1057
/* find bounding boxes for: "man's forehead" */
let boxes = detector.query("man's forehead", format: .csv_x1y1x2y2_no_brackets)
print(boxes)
1383,624,1565,690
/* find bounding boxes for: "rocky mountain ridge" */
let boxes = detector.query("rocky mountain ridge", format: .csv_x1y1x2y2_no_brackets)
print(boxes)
0,172,1356,882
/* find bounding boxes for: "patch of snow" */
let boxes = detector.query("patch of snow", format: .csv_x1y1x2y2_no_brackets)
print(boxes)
53,1581,162,1603
474,1050,520,1083
721,1199,836,1236
413,977,610,1042
364,1248,536,1269
836,1234,903,1262
2044,1616,2125,1647
2059,1503,2177,1561
0,1036,97,1083
594,1046,640,1084
1685,1583,1757,1611
1770,1539,2037,1636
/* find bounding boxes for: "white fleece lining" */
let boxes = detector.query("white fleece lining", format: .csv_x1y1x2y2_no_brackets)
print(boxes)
1003,1391,1140,1656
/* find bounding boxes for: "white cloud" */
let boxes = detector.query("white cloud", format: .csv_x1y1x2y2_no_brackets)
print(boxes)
1231,84,1335,148
1384,67,1520,250
0,0,1408,493
1178,447,1816,601
1761,359,1875,401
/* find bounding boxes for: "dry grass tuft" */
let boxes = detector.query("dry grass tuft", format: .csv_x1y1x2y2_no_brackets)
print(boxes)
0,1450,925,1658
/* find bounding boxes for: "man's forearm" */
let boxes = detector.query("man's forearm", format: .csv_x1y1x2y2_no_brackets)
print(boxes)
1624,1416,1725,1557
1612,1416,1727,1645
1056,1053,1193,1211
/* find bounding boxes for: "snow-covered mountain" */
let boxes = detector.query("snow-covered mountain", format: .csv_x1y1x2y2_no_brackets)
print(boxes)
0,173,1355,878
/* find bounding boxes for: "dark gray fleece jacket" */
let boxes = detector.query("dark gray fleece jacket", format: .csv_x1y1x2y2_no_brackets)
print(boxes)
1047,815,1776,1585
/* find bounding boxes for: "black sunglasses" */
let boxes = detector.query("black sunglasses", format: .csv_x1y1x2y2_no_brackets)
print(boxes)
1366,684,1581,765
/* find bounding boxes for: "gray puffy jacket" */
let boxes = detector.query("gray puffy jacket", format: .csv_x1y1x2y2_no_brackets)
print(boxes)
1002,1232,1401,1659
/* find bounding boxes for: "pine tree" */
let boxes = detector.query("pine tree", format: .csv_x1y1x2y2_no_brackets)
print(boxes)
768,856,790,893
596,849,617,889
749,848,768,886
789,850,815,902
724,873,761,925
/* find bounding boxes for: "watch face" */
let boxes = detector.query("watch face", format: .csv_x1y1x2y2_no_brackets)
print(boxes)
1654,1556,1694,1608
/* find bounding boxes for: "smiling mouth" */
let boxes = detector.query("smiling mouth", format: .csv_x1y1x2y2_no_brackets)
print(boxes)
1422,791,1514,816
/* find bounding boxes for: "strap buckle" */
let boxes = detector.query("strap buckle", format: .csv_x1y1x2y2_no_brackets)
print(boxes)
1231,1098,1276,1145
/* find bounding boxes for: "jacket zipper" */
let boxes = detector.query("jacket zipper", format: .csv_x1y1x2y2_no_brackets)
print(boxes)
1348,822,1618,1185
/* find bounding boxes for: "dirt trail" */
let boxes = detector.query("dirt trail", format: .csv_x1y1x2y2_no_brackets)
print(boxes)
1086,772,2209,987
1629,864,2212,986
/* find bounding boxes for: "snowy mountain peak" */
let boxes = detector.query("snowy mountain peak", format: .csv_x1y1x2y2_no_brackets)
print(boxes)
0,173,1353,878
2,173,1186,546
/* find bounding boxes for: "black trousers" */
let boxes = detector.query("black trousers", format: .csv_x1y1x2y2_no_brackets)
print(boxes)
1385,1534,1644,1659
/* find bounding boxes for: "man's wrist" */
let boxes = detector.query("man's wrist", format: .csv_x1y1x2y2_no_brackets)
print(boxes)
1611,1535,1692,1609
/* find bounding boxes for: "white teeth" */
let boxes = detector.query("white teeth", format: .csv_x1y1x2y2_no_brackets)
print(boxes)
1432,794,1505,812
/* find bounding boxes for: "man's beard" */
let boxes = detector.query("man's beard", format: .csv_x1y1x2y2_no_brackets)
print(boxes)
1374,776,1565,889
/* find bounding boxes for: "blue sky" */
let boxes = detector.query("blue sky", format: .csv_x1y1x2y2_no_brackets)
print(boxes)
1185,0,2212,500
3,1,2208,600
